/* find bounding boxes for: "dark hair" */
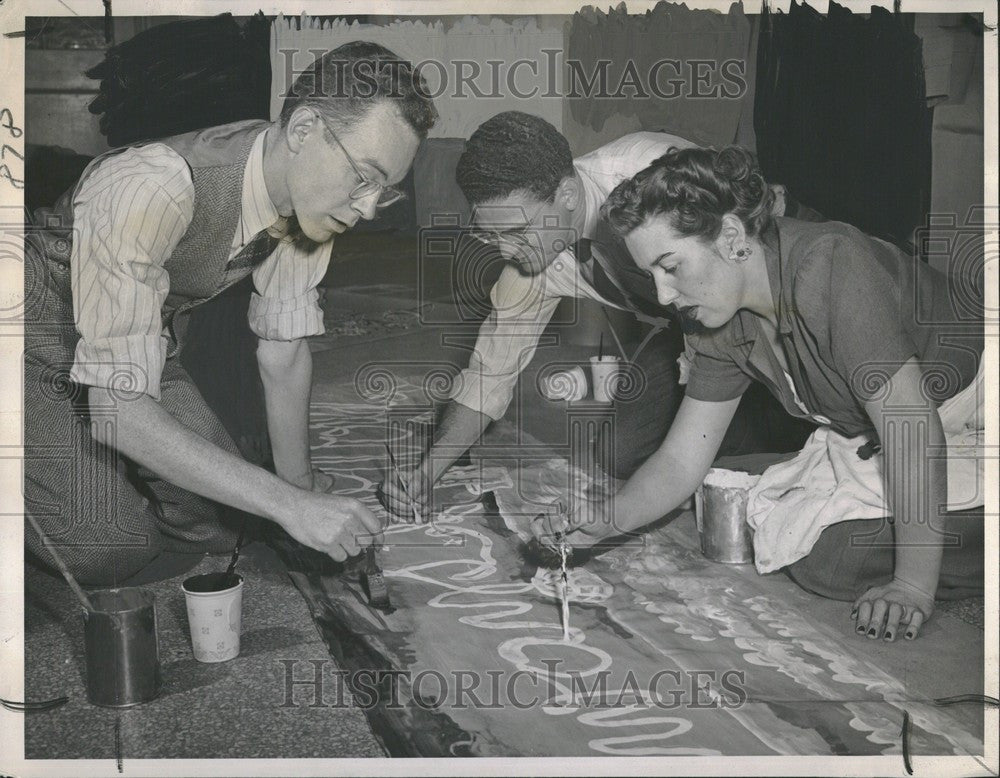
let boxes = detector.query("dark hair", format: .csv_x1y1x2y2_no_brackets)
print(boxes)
279,41,437,139
456,111,574,205
601,146,774,241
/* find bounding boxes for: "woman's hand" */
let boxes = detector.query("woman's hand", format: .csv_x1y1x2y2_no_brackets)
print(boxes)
529,497,622,551
852,577,935,642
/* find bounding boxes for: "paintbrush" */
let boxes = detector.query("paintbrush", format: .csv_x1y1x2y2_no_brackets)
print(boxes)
548,501,570,642
599,307,628,361
557,533,570,642
25,513,94,613
359,545,391,611
221,521,246,588
385,443,424,524
598,332,604,361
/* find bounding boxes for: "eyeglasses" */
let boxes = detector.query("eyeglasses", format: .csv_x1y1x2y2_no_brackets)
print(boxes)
315,112,405,209
468,201,549,248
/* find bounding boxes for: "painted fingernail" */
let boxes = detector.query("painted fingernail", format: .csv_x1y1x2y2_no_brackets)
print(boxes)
850,609,858,619
884,631,893,641
905,631,914,640
856,625,866,634
867,628,877,638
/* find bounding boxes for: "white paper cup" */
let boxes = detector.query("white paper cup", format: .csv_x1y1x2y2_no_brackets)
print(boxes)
589,356,621,402
540,365,588,401
181,573,244,663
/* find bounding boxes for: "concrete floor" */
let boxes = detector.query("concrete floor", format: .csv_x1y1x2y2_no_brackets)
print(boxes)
21,230,988,761
23,542,385,760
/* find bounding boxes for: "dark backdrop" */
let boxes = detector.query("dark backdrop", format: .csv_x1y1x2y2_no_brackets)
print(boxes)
754,1,933,249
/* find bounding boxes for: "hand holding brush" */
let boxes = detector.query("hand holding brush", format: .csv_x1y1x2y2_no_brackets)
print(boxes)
529,494,616,553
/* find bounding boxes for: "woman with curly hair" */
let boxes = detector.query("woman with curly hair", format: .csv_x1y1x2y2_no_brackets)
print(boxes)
536,145,984,643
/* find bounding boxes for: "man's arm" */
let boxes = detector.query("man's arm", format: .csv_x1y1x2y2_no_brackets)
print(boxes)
380,264,562,518
258,338,313,489
89,387,381,560
249,232,333,489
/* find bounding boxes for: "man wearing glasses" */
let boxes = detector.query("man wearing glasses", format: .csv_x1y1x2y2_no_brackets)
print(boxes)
24,42,437,585
379,111,816,520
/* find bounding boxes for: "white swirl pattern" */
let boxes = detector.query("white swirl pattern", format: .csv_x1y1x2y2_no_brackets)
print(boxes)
306,380,981,757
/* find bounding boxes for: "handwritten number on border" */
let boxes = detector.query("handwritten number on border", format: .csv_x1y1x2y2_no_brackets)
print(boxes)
1,108,24,138
0,108,25,189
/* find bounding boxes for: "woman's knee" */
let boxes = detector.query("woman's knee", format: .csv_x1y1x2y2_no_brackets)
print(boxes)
785,518,894,602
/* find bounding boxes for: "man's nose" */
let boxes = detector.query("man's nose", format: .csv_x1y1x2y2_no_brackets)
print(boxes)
351,192,380,221
497,241,520,263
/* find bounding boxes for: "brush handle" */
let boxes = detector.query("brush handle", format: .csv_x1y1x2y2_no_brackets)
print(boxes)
559,578,570,641
224,522,247,578
599,307,628,361
25,512,94,612
385,444,423,523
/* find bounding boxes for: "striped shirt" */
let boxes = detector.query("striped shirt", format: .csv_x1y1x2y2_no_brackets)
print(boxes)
451,132,696,420
69,128,331,400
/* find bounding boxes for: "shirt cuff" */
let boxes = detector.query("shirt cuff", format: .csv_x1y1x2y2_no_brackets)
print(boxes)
248,289,324,341
70,335,168,401
449,369,513,421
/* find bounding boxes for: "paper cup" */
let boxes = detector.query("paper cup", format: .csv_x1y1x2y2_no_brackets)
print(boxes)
540,365,588,402
181,573,244,663
589,356,621,402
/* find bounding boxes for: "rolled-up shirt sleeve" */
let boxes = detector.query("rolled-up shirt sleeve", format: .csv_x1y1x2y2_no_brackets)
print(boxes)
248,238,331,341
684,336,752,402
70,146,194,401
451,263,562,421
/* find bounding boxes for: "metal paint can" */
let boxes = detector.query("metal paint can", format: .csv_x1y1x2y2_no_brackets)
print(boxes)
83,587,161,707
694,468,760,565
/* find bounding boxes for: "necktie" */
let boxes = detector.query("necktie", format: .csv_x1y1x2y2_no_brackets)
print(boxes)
225,218,286,274
164,219,287,358
574,237,677,329
575,238,628,309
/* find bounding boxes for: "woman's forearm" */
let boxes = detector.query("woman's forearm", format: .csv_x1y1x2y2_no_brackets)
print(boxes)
610,395,741,535
613,448,708,532
258,338,314,488
883,407,948,599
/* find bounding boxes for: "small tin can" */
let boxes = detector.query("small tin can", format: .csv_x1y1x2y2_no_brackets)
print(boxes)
83,587,161,707
694,469,760,565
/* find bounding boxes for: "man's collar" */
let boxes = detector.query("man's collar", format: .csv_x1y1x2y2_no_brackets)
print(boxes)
240,128,281,241
573,163,600,241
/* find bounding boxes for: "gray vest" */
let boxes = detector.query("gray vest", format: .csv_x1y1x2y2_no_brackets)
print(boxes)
43,119,273,355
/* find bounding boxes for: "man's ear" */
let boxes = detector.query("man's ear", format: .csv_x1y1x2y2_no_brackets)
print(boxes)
555,176,581,212
284,107,319,154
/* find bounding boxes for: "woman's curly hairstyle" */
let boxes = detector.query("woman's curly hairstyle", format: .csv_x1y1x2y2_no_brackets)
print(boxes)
601,146,774,241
